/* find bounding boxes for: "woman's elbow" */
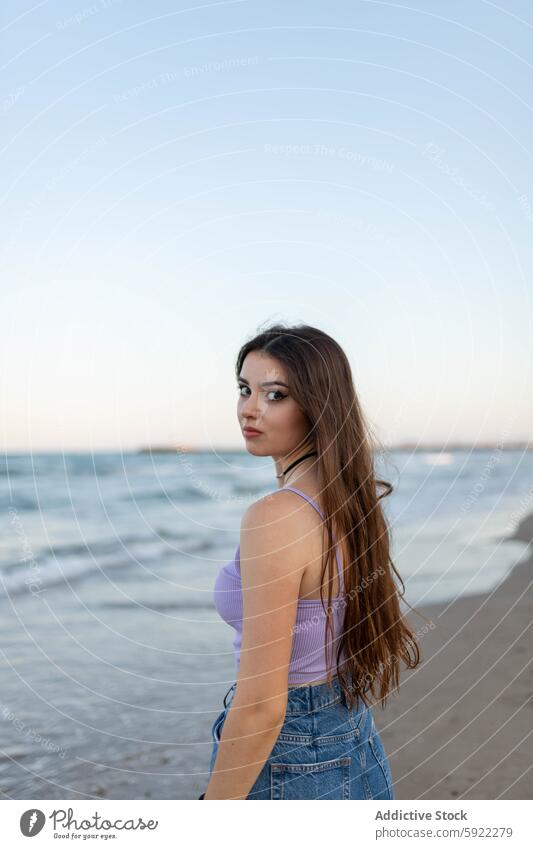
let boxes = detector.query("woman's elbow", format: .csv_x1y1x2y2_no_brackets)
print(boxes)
231,698,287,734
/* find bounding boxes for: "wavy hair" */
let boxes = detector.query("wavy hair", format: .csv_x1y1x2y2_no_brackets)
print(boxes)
236,321,426,710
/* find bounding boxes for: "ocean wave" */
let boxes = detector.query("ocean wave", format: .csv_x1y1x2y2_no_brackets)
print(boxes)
0,531,219,598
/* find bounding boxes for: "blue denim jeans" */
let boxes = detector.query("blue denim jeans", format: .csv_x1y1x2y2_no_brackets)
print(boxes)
208,675,395,800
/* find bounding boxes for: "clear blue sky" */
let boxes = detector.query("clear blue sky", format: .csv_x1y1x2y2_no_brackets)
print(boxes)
2,1,532,450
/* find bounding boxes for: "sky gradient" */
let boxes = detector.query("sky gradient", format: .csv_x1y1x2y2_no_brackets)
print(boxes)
2,0,532,451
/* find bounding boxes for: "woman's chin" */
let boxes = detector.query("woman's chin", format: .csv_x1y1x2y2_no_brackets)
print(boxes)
244,443,269,457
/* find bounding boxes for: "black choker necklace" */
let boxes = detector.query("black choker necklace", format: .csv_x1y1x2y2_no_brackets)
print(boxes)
276,451,317,482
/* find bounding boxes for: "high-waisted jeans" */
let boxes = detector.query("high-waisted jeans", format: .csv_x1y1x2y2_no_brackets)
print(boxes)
208,674,395,800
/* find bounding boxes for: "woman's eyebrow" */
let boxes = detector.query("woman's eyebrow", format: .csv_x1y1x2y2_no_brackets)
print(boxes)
237,376,289,388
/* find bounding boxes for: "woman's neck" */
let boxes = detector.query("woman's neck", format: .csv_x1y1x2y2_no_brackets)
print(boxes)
273,451,318,490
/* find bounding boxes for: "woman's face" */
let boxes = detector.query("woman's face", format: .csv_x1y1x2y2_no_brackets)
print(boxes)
237,351,311,459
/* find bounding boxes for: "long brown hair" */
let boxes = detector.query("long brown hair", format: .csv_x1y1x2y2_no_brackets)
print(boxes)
236,321,426,710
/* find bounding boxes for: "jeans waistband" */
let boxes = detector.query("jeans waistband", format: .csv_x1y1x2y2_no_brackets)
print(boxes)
222,674,351,714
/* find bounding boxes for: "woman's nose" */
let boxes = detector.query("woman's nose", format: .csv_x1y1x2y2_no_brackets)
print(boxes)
240,392,264,418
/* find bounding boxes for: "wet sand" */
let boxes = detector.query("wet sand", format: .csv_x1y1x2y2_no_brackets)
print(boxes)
375,513,533,799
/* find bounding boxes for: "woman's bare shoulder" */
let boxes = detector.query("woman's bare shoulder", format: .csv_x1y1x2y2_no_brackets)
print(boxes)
243,487,321,524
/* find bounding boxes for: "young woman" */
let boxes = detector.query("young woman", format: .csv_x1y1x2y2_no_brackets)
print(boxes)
201,323,423,800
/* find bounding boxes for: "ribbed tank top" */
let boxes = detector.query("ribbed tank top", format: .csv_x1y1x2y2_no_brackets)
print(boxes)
213,485,348,684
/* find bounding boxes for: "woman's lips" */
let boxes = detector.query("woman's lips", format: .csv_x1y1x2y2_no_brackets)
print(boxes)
243,428,262,437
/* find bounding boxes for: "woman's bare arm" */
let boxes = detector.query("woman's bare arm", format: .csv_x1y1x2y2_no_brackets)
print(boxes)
203,702,285,799
203,493,306,799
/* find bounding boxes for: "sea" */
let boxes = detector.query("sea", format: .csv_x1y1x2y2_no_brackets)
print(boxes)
0,449,531,799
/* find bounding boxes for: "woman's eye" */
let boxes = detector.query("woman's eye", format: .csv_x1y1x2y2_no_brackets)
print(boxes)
237,385,286,401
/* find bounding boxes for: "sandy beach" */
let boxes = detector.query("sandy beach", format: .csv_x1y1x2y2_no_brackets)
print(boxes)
1,451,531,800
375,513,533,800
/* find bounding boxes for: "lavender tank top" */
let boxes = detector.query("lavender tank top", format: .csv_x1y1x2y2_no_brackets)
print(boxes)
213,486,348,685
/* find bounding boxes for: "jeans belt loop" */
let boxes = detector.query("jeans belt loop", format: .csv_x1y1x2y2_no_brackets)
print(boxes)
223,683,235,708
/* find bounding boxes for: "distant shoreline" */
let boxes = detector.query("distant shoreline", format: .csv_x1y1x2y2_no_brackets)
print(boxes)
137,442,533,454
2,444,531,455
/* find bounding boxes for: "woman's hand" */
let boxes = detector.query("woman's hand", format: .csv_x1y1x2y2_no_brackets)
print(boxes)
203,702,285,799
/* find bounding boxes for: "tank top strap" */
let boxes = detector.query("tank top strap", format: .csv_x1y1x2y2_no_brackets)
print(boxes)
274,485,344,594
